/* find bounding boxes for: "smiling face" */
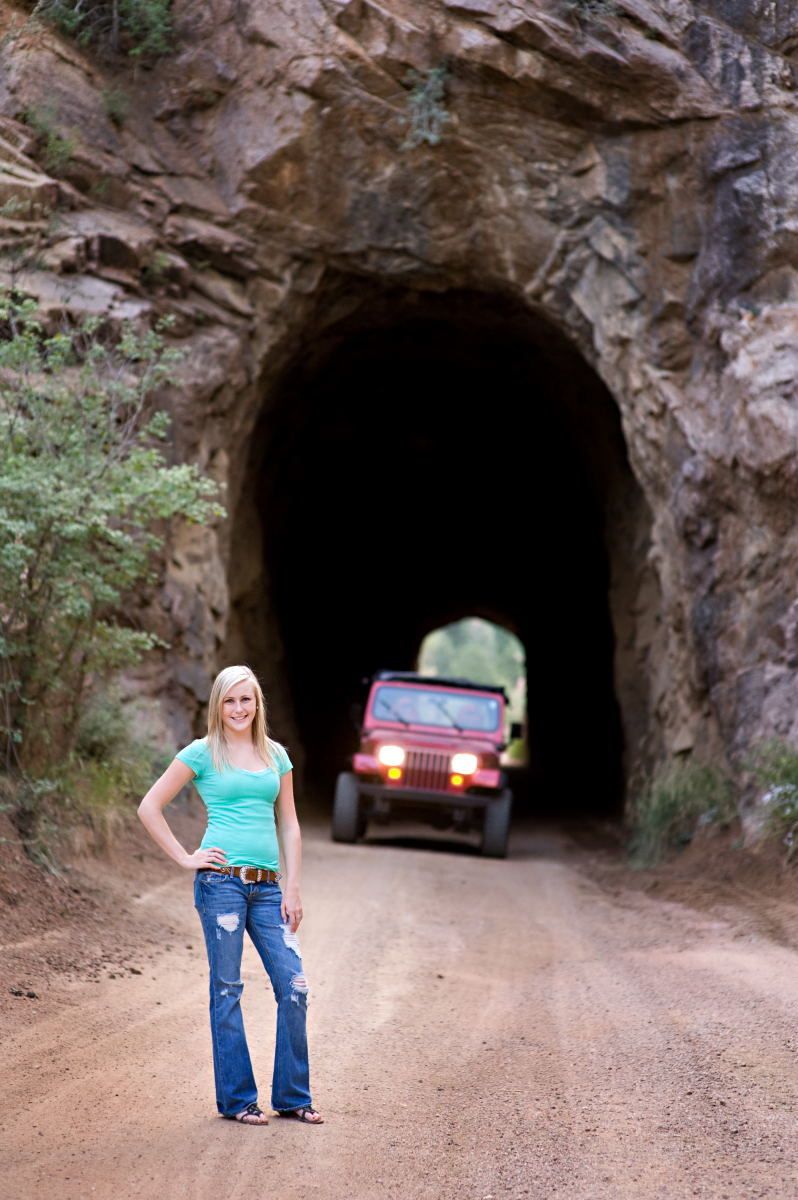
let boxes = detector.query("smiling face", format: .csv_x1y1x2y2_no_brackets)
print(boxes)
221,679,257,737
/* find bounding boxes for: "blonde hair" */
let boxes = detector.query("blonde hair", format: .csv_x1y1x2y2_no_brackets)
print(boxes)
206,665,283,773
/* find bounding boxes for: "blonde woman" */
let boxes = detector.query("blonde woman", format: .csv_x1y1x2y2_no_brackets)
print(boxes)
137,665,323,1126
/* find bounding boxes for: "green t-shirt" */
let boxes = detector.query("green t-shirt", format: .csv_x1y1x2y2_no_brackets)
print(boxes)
176,737,292,871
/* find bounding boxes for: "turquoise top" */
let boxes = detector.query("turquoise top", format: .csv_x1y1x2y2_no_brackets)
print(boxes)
176,737,292,870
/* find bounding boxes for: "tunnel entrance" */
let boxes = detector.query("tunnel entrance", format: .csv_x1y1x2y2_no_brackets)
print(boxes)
225,287,652,820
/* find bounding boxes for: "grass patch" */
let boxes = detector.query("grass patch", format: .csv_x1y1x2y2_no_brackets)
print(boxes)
628,759,736,867
3,689,170,870
22,105,77,176
747,738,798,864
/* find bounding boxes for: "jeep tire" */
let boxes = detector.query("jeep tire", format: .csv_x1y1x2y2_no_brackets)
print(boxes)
332,771,363,843
481,788,513,858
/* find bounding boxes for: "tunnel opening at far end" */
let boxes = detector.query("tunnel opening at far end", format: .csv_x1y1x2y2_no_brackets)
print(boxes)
417,616,528,763
224,287,652,821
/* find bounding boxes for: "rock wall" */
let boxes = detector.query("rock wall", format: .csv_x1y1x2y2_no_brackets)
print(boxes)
2,0,798,791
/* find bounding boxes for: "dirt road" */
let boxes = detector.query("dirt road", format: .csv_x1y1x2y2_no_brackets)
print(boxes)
1,815,797,1200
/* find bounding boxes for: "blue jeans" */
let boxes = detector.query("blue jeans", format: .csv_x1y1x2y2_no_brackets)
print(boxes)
193,870,313,1116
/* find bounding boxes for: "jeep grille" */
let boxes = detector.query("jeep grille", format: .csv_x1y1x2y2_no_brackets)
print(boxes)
405,750,451,791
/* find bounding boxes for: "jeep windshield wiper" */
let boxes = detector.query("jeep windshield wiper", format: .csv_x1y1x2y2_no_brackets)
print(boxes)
379,702,411,726
429,697,463,731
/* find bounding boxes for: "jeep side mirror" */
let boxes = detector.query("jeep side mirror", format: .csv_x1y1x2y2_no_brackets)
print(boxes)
509,722,523,741
350,702,364,730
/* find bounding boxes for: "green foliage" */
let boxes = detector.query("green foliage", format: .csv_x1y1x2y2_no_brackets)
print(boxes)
628,760,736,867
120,0,172,59
4,773,62,872
22,106,77,176
4,689,170,868
418,617,526,747
0,197,31,220
419,617,524,705
70,687,170,803
141,249,172,287
746,738,798,862
30,0,172,60
0,290,224,777
401,65,450,149
102,86,131,126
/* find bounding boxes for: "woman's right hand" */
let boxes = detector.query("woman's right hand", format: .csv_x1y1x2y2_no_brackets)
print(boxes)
182,846,228,870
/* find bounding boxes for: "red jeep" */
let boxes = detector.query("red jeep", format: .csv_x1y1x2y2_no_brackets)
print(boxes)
332,671,519,857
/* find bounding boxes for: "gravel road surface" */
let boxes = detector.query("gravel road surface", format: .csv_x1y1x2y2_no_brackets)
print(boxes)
1,817,796,1199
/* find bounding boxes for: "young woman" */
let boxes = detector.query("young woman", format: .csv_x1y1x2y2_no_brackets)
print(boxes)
137,664,323,1126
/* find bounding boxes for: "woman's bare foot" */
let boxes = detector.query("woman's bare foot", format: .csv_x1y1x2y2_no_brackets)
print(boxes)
228,1103,269,1125
277,1105,324,1124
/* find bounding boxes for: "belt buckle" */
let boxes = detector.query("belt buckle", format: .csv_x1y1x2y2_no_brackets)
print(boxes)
239,865,254,884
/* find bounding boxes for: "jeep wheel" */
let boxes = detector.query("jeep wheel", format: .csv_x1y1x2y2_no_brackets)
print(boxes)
332,772,363,843
481,788,513,858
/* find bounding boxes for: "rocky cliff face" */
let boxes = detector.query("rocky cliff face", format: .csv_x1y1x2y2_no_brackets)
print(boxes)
2,0,798,801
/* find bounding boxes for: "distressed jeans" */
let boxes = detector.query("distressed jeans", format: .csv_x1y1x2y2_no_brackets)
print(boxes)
193,870,312,1117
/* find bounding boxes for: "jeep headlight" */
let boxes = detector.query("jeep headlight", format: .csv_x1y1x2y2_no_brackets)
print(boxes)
377,744,406,767
451,753,478,775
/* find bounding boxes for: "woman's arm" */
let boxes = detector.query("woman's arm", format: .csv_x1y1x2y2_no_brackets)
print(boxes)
137,759,228,870
275,770,303,931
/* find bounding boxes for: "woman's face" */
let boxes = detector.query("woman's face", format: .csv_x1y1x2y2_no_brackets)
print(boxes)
222,680,257,736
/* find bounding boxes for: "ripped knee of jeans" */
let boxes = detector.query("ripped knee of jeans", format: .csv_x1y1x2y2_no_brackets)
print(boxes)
289,972,309,1005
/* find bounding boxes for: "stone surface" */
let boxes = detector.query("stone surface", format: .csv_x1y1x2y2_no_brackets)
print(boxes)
2,0,798,801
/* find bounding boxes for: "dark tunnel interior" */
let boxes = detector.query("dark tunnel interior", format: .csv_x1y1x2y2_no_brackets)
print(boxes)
244,288,641,819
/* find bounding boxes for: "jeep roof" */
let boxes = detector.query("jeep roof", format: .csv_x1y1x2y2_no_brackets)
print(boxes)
371,670,508,701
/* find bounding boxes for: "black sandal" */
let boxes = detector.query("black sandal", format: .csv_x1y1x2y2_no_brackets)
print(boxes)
277,1105,324,1124
225,1102,269,1125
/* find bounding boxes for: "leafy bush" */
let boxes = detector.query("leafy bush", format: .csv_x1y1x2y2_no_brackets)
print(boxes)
0,290,223,778
30,0,172,60
6,690,170,866
22,106,77,176
70,687,170,807
628,759,735,867
747,738,798,863
401,66,450,149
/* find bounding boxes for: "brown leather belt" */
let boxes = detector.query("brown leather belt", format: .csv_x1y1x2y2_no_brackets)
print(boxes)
211,865,280,884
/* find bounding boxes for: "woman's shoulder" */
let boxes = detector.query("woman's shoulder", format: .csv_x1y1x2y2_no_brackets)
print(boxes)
268,739,293,775
175,737,211,774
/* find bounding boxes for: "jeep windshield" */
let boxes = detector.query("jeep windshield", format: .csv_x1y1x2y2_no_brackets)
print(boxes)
371,685,501,732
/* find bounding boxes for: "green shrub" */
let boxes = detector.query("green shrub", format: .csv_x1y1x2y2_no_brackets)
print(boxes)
4,689,170,867
746,738,798,863
401,65,450,149
2,774,61,871
30,0,172,60
22,105,77,176
69,688,170,806
0,290,224,780
141,249,173,287
628,760,735,867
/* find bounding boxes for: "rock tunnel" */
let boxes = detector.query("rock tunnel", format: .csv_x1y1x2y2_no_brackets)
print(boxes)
223,286,654,820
